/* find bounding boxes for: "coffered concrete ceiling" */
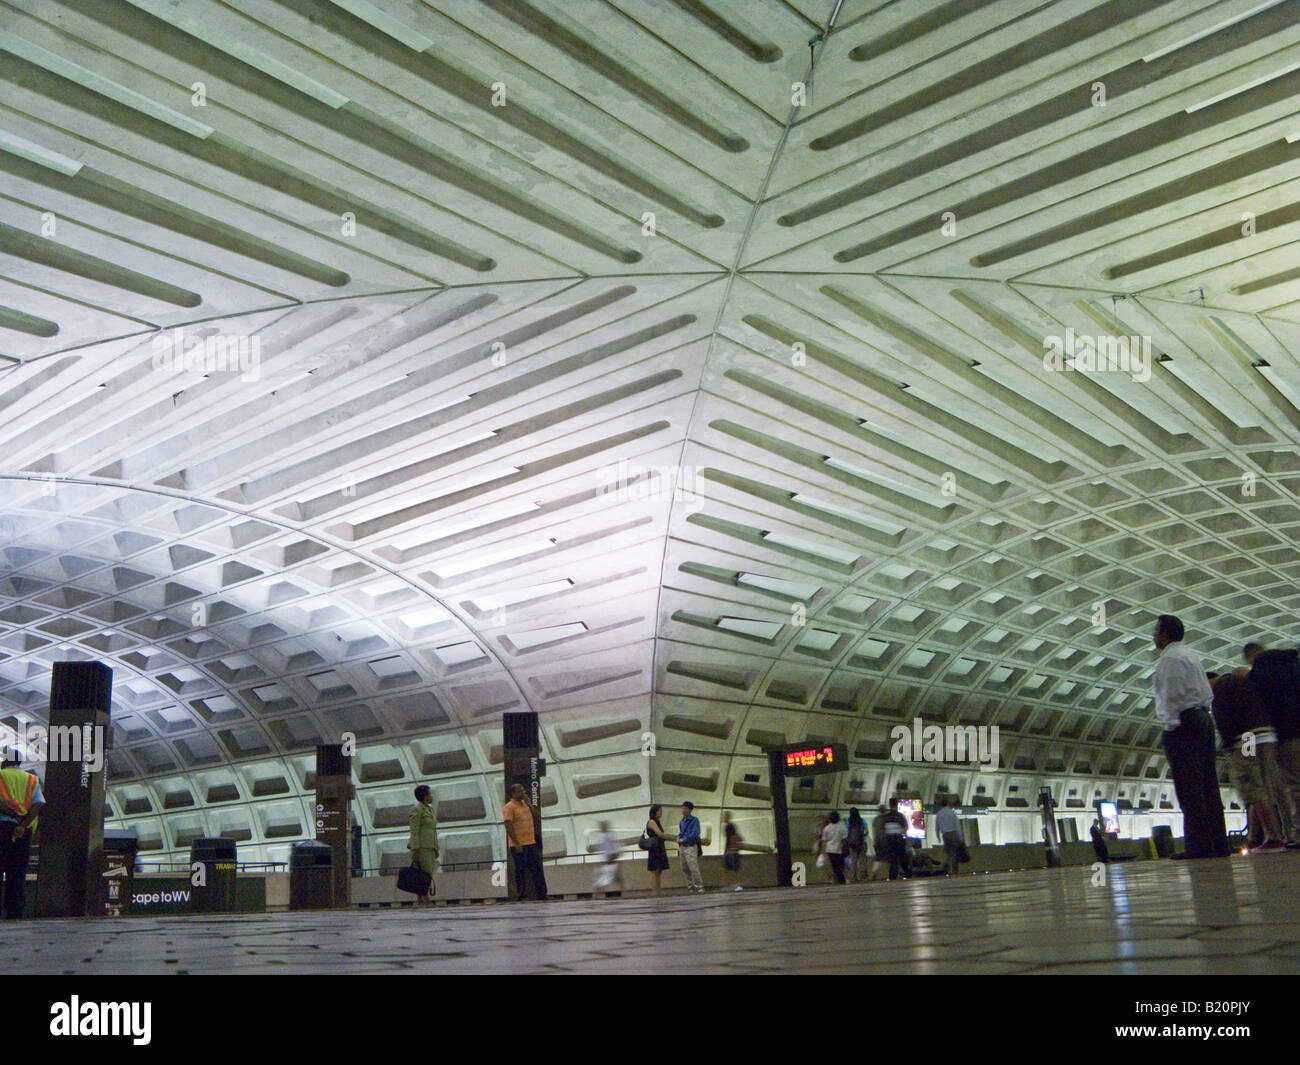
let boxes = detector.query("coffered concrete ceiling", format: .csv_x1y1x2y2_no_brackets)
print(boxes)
1,0,1299,863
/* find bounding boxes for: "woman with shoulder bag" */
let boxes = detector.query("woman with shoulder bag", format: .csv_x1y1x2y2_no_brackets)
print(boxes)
407,784,440,904
643,804,670,895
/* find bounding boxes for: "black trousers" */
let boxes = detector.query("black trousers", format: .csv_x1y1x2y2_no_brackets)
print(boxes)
1162,708,1229,859
885,836,908,880
827,851,846,883
0,830,31,919
942,830,963,875
512,843,549,900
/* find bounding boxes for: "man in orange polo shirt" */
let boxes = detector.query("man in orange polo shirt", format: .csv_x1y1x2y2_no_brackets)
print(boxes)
503,783,548,901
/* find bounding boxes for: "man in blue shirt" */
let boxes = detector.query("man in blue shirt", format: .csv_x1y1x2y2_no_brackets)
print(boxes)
677,801,704,894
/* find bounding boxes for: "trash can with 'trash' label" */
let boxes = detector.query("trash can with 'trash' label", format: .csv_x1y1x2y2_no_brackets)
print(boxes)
190,838,237,913
290,840,334,910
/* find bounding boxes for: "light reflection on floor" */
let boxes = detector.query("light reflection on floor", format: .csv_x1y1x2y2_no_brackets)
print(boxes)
12,854,1300,974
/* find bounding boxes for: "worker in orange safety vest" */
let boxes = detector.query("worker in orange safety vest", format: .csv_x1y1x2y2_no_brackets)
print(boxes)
0,752,44,919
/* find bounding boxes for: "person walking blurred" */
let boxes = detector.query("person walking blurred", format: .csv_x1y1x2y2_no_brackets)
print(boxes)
1210,672,1286,853
722,810,743,891
1252,645,1300,848
593,821,622,897
812,813,829,881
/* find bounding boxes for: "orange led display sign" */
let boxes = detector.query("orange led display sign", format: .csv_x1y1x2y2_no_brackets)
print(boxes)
782,743,847,776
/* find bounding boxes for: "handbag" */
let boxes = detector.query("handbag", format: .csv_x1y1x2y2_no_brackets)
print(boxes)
639,833,652,850
956,842,970,864
397,862,433,896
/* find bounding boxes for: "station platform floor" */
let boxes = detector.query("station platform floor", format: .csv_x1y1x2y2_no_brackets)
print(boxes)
13,852,1300,974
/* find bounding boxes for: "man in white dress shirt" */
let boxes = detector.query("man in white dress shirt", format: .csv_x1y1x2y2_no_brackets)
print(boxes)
1152,614,1228,860
935,797,965,876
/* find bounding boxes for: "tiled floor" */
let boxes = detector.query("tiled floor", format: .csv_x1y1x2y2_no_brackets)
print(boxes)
11,854,1300,974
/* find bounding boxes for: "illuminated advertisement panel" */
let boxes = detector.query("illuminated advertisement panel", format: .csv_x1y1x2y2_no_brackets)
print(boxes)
897,798,926,840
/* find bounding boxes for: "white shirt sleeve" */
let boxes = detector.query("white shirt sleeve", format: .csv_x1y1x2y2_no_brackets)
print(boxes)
1152,653,1176,729
1153,643,1212,730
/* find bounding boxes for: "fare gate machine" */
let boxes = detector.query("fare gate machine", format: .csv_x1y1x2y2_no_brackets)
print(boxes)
767,743,848,887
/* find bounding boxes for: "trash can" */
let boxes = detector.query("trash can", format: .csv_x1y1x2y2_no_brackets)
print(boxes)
102,830,139,917
190,837,238,913
290,840,334,910
1152,825,1175,858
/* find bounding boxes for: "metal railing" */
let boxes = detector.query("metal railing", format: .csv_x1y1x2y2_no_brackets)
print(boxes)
136,860,287,873
356,852,606,876
360,843,772,875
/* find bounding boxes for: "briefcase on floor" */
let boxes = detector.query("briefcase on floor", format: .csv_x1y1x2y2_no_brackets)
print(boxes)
397,863,433,896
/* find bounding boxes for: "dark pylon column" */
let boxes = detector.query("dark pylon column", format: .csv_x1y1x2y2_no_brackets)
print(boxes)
503,712,544,901
314,744,354,908
35,661,112,917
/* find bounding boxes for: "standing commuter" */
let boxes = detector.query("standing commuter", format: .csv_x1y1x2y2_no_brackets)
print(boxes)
644,804,671,895
821,810,848,884
1152,615,1229,859
407,784,440,904
722,811,743,892
677,801,704,894
935,797,964,876
1090,819,1110,864
1251,645,1300,848
0,753,42,919
1209,673,1286,852
1231,644,1265,681
882,799,909,880
845,808,867,883
503,783,549,900
871,805,890,880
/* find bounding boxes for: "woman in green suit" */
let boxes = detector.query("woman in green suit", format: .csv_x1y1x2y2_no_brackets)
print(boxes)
408,785,440,904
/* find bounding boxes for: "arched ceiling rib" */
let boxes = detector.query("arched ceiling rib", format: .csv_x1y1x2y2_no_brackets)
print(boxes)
1,0,1299,860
